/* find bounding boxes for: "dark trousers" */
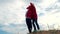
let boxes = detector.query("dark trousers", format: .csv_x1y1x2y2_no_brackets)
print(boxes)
32,19,40,30
26,18,32,33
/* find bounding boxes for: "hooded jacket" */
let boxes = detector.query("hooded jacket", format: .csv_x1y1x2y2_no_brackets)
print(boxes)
26,3,37,19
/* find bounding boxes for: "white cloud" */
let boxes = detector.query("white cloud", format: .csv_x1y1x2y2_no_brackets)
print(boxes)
39,0,57,9
0,23,27,34
0,0,26,24
0,0,60,34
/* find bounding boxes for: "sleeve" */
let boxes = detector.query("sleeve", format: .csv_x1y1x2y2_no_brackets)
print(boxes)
26,5,31,9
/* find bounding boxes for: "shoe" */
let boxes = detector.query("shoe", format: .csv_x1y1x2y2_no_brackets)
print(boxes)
33,30,37,32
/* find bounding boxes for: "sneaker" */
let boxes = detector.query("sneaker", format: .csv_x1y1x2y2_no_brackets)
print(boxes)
33,30,37,32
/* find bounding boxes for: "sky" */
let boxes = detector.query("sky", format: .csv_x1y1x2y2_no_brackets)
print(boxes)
0,0,60,34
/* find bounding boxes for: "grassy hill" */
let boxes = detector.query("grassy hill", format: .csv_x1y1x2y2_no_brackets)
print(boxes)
28,30,60,34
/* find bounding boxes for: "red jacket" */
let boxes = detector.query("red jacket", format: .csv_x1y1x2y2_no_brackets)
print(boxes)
26,4,37,19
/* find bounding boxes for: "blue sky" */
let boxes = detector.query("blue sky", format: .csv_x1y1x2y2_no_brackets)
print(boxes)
0,0,60,34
